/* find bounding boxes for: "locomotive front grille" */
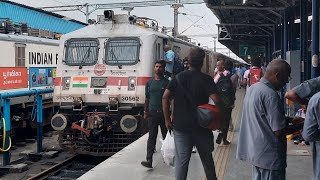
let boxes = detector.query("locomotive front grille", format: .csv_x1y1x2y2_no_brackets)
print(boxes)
59,130,145,156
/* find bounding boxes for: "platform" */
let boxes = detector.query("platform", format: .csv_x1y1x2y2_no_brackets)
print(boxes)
79,89,313,180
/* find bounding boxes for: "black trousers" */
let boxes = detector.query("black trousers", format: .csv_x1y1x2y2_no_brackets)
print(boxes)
217,107,233,142
146,111,167,161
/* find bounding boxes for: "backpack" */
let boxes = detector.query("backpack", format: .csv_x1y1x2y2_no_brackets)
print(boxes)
216,73,235,107
248,68,263,86
172,55,184,75
176,76,222,131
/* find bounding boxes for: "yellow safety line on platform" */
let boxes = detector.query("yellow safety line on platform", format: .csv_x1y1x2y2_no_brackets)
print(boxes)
202,90,245,180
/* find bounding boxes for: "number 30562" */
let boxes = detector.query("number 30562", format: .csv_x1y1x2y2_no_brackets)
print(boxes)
121,96,139,102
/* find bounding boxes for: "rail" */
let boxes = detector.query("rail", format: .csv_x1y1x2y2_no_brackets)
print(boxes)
0,88,54,166
27,154,108,180
27,155,79,180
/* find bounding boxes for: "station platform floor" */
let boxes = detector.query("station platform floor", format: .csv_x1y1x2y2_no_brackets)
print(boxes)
79,89,313,180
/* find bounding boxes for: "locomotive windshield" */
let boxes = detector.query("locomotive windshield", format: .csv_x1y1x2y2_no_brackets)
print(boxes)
64,39,99,66
104,37,140,65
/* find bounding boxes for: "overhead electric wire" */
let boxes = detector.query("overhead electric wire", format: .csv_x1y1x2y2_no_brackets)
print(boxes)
49,0,70,6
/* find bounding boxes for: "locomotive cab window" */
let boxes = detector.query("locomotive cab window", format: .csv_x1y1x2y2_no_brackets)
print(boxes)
104,38,140,65
64,39,99,66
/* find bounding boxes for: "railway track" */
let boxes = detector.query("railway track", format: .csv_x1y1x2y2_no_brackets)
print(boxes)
27,154,108,180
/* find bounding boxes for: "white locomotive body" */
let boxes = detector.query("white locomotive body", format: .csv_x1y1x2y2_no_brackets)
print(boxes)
52,14,240,156
0,34,59,132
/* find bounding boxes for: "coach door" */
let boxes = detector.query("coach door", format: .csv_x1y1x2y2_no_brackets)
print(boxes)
155,38,164,61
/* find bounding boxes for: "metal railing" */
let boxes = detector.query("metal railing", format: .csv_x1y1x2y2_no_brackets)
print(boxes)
0,88,54,166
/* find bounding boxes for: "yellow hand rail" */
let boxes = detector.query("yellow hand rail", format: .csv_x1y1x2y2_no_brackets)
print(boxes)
0,118,11,152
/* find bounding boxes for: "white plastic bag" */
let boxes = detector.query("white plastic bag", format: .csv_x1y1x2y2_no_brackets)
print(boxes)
161,131,175,167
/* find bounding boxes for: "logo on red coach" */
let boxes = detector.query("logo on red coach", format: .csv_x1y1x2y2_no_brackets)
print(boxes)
94,64,106,76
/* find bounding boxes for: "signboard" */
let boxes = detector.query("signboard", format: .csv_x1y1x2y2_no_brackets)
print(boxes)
0,67,28,90
29,67,55,88
239,43,265,57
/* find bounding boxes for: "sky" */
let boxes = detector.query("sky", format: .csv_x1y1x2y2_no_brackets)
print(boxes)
11,0,240,60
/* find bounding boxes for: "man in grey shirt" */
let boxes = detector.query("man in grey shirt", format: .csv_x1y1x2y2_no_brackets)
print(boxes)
285,76,320,104
302,92,320,180
236,59,291,180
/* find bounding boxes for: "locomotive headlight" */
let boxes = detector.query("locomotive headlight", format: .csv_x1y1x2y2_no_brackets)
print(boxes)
63,77,71,90
128,77,136,91
91,77,107,88
120,115,137,133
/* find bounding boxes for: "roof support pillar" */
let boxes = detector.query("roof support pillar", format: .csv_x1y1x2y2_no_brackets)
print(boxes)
283,8,289,60
273,25,277,53
288,6,295,51
311,0,320,78
300,0,309,81
266,38,272,63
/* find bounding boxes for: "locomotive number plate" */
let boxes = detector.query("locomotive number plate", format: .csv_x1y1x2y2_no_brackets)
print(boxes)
121,96,140,102
55,96,73,102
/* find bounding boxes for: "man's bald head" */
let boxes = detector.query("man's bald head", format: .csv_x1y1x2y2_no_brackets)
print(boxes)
265,59,291,76
264,59,291,90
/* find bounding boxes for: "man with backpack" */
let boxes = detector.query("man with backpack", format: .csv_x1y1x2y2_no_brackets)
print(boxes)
214,59,235,145
242,57,263,91
162,48,219,180
141,60,169,168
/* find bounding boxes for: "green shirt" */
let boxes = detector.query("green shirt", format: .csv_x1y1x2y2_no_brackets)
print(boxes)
145,78,169,111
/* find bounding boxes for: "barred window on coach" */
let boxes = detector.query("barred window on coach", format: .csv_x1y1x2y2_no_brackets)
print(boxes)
15,43,26,67
104,37,140,65
64,38,99,66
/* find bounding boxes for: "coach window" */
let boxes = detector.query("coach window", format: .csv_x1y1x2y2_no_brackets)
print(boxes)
64,38,99,66
15,43,26,67
104,37,140,65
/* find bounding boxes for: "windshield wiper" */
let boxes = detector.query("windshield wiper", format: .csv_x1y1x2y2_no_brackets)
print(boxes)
110,48,122,69
79,48,91,69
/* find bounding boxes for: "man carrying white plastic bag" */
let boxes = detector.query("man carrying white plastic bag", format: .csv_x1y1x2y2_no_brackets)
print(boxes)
161,131,175,166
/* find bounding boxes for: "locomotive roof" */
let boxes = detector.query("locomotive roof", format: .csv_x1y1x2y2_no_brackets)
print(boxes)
0,33,58,46
60,14,246,64
60,14,172,41
60,22,168,41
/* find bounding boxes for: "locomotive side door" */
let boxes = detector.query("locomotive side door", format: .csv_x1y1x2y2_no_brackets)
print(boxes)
155,38,164,61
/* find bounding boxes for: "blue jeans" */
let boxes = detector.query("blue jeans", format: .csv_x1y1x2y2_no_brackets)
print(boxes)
252,166,286,180
173,128,217,180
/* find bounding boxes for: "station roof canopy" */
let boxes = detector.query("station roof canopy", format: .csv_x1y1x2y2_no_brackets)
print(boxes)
0,0,87,34
204,0,312,61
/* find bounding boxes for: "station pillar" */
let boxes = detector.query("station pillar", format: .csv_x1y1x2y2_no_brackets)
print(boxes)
3,99,10,166
273,25,277,54
289,7,295,51
283,8,289,59
266,38,272,63
300,0,309,81
311,0,320,78
36,94,43,153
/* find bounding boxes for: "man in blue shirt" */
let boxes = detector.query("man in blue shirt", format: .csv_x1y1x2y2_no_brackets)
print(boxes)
163,45,175,78
237,59,291,180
